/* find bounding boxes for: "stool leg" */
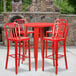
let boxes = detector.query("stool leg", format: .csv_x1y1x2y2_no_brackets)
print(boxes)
52,42,55,66
54,41,58,74
23,34,27,55
22,40,25,64
25,40,27,55
42,40,44,71
15,41,18,74
45,33,47,57
63,41,68,69
18,41,21,66
23,40,27,62
5,40,9,69
28,40,31,71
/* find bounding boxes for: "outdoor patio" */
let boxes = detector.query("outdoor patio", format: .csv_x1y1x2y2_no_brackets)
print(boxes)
0,45,76,76
0,0,76,76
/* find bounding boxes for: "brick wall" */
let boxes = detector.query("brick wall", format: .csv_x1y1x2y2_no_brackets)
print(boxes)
1,12,76,46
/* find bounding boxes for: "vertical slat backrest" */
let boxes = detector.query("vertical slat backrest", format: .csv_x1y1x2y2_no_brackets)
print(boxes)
14,19,26,31
4,23,19,39
52,19,68,39
14,19,27,37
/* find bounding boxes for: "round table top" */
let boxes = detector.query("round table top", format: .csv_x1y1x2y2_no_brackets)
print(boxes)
24,22,54,27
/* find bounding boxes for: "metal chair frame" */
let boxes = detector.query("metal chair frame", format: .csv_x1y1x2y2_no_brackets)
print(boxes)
43,19,69,74
4,22,31,74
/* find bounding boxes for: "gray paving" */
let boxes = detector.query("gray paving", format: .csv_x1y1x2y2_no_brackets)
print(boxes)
0,46,76,76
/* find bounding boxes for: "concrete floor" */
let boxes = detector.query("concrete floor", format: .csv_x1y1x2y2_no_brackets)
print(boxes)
0,46,76,76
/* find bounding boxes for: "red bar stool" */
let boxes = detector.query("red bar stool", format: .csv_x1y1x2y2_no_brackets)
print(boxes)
4,22,31,74
14,19,34,62
14,19,34,48
45,19,68,57
42,20,69,74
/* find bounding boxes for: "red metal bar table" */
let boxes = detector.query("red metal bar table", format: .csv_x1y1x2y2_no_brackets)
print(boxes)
24,23,54,71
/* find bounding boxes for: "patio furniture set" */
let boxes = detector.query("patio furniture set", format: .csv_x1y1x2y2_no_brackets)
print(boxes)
4,18,69,74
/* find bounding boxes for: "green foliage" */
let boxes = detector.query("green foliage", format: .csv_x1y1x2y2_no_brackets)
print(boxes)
68,0,76,7
22,0,32,12
68,0,76,13
0,0,4,14
6,0,12,12
54,0,74,14
0,0,12,14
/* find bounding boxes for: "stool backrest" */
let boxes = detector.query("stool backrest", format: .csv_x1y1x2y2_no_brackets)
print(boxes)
4,22,26,39
14,19,26,31
52,19,69,39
